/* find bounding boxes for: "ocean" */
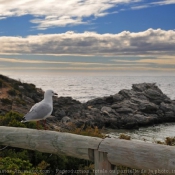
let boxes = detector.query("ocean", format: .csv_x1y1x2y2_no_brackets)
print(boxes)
5,74,175,102
4,73,175,142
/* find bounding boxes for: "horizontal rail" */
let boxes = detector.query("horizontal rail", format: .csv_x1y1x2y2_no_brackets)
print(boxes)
1,126,175,174
0,126,102,160
99,138,175,172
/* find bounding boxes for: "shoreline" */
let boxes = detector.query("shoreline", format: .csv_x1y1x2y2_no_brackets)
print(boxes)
1,74,175,131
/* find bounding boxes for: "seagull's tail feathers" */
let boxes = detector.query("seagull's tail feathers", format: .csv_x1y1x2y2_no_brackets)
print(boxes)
21,117,27,123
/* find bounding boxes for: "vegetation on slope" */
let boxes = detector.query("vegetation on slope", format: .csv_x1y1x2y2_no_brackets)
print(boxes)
1,74,175,175
0,112,95,175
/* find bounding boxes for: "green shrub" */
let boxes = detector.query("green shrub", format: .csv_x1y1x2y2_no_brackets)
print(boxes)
156,140,165,145
67,123,104,138
119,133,131,140
0,157,32,172
0,80,3,88
0,111,36,128
165,137,175,146
22,83,36,93
7,89,17,96
12,82,21,90
1,98,12,105
14,98,26,106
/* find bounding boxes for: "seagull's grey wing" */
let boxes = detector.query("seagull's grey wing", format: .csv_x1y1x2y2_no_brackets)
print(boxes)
29,102,40,112
23,102,52,121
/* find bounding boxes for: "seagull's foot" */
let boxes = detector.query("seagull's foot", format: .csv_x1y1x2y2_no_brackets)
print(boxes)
36,121,43,130
44,120,48,130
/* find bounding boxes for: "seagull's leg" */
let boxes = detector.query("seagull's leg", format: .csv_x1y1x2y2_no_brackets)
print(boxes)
36,121,39,129
44,119,47,130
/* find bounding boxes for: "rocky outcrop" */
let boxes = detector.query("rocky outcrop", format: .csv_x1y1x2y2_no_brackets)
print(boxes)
51,83,175,129
0,74,43,115
0,74,175,130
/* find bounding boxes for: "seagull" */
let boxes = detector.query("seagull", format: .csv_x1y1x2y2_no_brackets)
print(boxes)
21,90,58,129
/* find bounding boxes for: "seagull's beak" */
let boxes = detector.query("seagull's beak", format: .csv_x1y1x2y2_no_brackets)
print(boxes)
54,92,58,96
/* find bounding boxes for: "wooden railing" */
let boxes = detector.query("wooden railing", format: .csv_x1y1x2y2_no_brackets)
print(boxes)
0,126,175,174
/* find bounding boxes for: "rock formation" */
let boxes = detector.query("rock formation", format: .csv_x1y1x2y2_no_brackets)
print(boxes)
0,74,175,129
52,83,175,129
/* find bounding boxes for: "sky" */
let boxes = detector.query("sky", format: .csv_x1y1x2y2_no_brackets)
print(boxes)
0,0,175,75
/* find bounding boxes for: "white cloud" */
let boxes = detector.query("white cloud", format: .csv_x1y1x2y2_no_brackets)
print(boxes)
151,0,175,5
131,0,175,9
0,0,174,29
0,0,140,29
0,28,174,56
131,5,149,9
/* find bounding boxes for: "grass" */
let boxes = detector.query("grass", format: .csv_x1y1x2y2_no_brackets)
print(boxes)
14,98,26,106
119,133,131,140
165,137,175,146
156,137,175,146
67,123,104,138
1,98,12,105
7,89,17,96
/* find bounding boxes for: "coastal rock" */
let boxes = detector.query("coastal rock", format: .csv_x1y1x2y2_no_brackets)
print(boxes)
115,107,133,114
55,109,66,120
101,106,112,113
139,101,158,113
112,94,124,102
61,116,71,123
0,74,175,130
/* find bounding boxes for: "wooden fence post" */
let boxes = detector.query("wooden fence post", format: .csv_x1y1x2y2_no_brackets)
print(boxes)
94,150,117,175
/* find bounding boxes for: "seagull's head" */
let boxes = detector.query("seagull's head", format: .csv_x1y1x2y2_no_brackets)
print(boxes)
45,90,58,98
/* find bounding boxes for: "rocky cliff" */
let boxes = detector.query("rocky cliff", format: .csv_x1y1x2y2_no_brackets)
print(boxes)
0,74,175,129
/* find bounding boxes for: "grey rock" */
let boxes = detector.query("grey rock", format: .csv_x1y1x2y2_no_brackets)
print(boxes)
132,83,155,92
101,106,112,113
160,102,175,113
61,116,71,123
55,109,66,119
165,112,175,120
90,107,100,112
105,96,114,103
119,89,134,99
115,107,133,113
87,97,105,105
112,94,124,102
139,102,158,113
18,85,24,89
111,103,121,109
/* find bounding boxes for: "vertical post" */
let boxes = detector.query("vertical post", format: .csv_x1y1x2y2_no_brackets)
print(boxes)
94,150,117,175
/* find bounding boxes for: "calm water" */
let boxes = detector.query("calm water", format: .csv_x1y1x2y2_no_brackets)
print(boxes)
5,74,175,141
6,74,175,102
107,123,175,142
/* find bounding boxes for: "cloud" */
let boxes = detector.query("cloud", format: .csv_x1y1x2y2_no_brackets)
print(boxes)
151,0,175,5
0,28,175,56
111,56,175,65
131,0,175,9
1,65,175,72
0,57,151,67
0,0,174,29
0,0,141,29
131,5,150,10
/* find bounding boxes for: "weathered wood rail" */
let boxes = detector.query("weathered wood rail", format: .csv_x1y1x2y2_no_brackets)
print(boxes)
1,126,175,174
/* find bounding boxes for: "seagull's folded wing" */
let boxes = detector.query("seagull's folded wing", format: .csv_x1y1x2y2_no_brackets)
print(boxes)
24,102,52,121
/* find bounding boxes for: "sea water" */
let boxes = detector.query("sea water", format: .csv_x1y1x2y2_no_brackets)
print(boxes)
5,74,175,102
5,73,175,142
